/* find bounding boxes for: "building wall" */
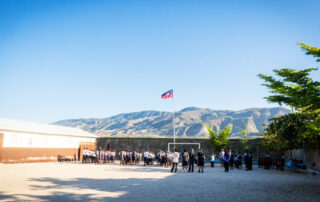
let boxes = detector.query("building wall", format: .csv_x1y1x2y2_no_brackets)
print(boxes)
0,131,96,163
0,147,79,163
0,133,4,161
2,131,95,148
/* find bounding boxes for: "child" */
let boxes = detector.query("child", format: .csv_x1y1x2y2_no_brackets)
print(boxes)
210,153,215,168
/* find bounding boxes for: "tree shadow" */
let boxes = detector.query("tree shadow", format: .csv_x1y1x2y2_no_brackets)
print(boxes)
23,176,178,201
113,165,171,173
0,191,19,201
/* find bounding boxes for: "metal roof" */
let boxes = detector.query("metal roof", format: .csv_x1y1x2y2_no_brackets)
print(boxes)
0,119,97,138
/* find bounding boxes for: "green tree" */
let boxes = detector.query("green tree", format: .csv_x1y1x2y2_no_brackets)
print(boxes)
258,67,320,112
303,114,320,147
207,124,232,153
240,123,249,151
260,113,316,151
258,41,320,151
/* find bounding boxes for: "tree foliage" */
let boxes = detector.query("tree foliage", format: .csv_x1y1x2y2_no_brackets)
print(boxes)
258,68,320,112
240,123,249,151
258,40,320,151
207,124,232,153
298,41,320,62
260,113,319,151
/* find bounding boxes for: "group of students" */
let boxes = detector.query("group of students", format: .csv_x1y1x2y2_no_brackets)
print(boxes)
119,150,143,165
170,148,206,173
221,149,253,172
82,148,96,163
258,152,285,170
156,151,171,167
142,150,157,166
82,147,116,163
82,147,256,173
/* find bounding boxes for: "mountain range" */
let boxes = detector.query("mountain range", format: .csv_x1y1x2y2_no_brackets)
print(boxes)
54,107,290,138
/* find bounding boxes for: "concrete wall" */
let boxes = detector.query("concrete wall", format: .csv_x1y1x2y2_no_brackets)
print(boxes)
97,137,268,161
288,149,320,172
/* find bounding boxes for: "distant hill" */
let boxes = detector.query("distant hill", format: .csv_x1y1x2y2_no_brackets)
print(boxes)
54,107,290,138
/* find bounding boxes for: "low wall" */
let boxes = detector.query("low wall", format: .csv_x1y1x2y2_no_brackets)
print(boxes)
97,137,269,161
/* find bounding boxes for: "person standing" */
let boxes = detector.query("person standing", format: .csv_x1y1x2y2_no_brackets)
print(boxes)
188,149,195,173
220,149,225,167
132,150,136,165
82,148,87,163
265,152,271,170
210,153,216,168
249,152,253,170
197,149,205,173
280,153,285,171
244,151,249,170
223,151,230,172
182,149,189,172
229,150,234,170
237,152,242,170
234,153,239,169
171,149,179,173
144,150,149,166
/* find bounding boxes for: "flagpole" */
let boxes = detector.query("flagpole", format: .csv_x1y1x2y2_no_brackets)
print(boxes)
172,92,176,150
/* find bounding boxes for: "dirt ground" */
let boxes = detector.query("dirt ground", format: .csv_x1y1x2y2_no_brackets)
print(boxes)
0,162,319,201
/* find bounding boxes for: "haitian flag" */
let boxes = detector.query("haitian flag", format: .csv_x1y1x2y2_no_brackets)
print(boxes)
161,89,173,99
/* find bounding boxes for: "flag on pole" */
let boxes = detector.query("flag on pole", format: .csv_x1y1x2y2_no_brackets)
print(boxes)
161,89,173,99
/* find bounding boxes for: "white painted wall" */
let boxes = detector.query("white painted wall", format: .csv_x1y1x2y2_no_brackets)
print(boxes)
2,131,95,148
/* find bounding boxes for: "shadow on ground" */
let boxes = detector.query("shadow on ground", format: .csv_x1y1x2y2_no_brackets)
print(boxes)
2,166,320,202
0,191,20,201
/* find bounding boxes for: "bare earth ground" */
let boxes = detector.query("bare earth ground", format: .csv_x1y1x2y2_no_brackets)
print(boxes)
0,162,319,202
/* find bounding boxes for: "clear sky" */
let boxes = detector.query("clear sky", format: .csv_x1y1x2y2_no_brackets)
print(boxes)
0,0,319,123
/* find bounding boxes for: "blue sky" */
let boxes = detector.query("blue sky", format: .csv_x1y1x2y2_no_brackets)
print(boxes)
0,0,319,123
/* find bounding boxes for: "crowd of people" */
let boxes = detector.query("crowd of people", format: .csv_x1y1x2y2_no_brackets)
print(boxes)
158,148,205,173
82,147,116,164
82,147,288,174
119,150,143,165
258,152,286,170
82,148,97,163
220,149,253,172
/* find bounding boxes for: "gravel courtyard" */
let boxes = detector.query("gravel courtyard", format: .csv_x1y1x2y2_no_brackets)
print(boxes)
0,162,319,202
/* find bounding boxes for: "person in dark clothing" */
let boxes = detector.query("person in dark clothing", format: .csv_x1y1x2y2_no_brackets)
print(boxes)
197,149,205,173
237,152,242,170
249,152,253,170
188,149,196,172
244,151,249,171
229,150,235,170
132,150,136,165
182,149,189,172
280,153,285,171
223,152,230,172
265,152,271,170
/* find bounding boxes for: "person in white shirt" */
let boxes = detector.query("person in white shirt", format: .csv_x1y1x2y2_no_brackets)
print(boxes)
171,149,179,173
210,153,216,168
220,149,225,167
144,150,149,166
82,148,87,163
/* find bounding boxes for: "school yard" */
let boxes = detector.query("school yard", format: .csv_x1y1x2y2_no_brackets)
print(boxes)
0,162,319,201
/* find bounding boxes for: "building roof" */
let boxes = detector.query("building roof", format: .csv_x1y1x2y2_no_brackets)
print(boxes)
0,119,97,138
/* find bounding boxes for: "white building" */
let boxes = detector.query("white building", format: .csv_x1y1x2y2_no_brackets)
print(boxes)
0,119,97,163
